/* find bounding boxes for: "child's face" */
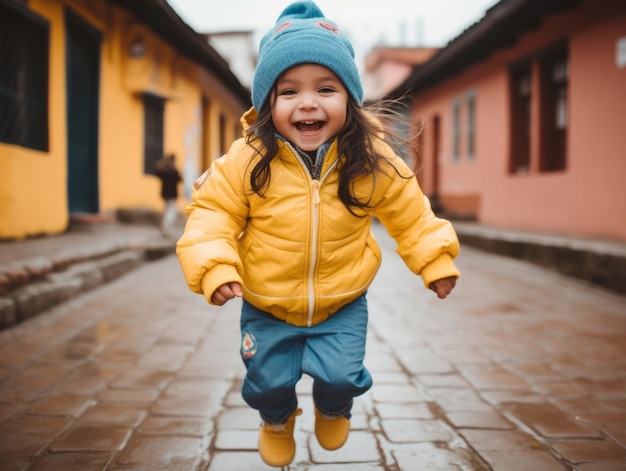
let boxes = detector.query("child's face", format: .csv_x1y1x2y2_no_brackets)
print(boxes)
271,63,348,152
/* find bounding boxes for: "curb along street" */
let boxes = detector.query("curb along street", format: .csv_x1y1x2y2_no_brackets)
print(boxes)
453,221,626,296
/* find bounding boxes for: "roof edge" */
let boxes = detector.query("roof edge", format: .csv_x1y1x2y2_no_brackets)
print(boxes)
107,0,250,106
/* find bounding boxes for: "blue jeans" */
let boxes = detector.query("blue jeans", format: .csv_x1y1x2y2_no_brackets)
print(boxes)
239,294,373,424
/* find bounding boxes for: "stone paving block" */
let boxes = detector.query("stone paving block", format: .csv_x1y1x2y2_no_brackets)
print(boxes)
0,413,70,436
506,360,565,382
26,395,95,418
0,346,38,369
309,430,381,464
164,378,230,399
0,433,50,455
152,393,223,417
438,347,491,365
137,415,212,436
480,449,569,471
532,380,589,398
431,388,493,413
214,429,257,451
112,435,203,468
460,429,543,451
480,389,548,405
370,371,412,384
108,369,172,390
503,402,602,438
39,342,102,367
576,463,626,471
207,451,277,470
47,375,109,396
371,383,429,403
135,345,195,373
374,402,434,420
458,364,528,390
549,439,626,462
31,451,114,471
392,442,488,471
298,464,387,470
446,410,514,430
364,350,405,374
77,404,148,427
578,412,626,427
380,418,453,443
50,424,132,451
589,380,626,400
3,370,58,392
396,350,455,375
97,388,160,405
216,406,260,430
416,373,469,388
17,364,67,380
0,385,43,404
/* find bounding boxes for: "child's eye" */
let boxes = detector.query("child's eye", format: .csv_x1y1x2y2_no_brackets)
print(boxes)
278,89,297,96
319,87,335,93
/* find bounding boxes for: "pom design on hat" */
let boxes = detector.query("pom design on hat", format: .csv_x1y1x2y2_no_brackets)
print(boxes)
273,22,292,35
271,20,340,37
317,22,340,34
251,1,363,110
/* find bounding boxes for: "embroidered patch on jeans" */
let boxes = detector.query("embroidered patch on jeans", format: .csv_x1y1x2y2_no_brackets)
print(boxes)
242,332,257,358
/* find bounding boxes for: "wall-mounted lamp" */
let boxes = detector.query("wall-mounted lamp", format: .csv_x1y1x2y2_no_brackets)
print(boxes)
128,37,146,58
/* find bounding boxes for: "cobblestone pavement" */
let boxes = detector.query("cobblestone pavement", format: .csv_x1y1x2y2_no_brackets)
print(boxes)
0,222,625,470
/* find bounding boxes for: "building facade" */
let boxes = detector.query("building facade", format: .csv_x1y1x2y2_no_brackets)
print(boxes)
0,0,249,239
388,0,626,241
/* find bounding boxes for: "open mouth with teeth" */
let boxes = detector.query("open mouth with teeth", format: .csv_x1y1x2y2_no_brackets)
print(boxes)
296,121,323,132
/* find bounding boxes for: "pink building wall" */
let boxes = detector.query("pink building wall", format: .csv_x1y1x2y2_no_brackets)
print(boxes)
412,0,626,240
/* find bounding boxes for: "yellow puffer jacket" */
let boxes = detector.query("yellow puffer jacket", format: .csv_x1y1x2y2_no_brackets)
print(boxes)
176,108,460,327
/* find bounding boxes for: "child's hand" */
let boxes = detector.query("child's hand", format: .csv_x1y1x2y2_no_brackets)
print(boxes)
429,276,457,299
211,282,243,306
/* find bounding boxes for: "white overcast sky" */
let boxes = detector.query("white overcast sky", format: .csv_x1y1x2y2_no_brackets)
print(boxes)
168,0,500,61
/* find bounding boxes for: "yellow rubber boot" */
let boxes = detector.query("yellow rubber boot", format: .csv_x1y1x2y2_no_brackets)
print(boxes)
314,408,350,450
258,408,302,467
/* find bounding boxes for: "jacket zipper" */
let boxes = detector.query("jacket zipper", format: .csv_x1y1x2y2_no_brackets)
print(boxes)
285,143,338,326
308,180,321,326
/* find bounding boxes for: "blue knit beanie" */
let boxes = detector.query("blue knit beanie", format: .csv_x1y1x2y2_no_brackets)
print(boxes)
251,1,363,111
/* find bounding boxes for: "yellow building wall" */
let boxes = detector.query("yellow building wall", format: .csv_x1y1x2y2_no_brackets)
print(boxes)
0,0,247,239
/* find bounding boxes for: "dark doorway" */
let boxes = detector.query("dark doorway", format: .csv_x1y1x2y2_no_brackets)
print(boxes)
65,9,101,214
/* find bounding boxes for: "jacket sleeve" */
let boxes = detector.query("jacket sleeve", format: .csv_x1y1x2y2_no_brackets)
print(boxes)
175,141,249,304
370,154,460,288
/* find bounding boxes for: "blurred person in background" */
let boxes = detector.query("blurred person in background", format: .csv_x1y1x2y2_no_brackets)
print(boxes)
154,153,182,237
